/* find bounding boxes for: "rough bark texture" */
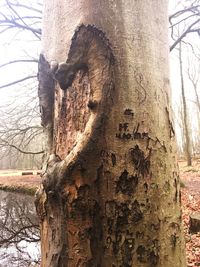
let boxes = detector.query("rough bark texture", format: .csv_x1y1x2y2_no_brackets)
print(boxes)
36,1,186,267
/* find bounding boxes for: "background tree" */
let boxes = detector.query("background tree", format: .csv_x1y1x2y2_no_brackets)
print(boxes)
169,0,200,51
186,46,200,156
169,0,200,163
178,41,192,166
0,88,44,169
0,0,43,169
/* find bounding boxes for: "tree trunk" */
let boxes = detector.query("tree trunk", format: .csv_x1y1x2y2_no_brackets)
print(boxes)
36,1,186,266
178,42,192,166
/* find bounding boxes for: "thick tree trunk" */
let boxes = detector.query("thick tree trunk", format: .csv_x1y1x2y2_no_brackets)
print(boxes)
36,1,186,266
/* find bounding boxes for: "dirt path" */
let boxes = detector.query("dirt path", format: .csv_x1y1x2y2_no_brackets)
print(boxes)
0,174,41,186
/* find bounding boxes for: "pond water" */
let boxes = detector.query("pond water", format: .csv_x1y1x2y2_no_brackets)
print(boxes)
0,190,41,267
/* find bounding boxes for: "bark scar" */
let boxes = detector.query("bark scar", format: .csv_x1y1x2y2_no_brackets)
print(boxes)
52,24,114,91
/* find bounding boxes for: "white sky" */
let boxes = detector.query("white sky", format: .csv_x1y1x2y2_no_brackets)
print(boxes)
0,0,41,105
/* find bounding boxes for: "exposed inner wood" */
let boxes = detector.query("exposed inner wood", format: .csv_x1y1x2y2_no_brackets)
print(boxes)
55,70,91,158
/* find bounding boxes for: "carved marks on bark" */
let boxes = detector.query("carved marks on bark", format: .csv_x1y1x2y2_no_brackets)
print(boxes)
114,109,168,180
116,122,149,141
134,70,148,105
136,241,159,266
99,147,162,266
130,145,151,177
64,184,104,266
100,150,117,168
115,111,152,179
105,199,161,266
116,170,138,195
115,110,151,145
99,107,180,265
124,108,134,117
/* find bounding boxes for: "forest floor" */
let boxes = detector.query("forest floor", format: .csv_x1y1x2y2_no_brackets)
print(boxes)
0,161,200,266
179,160,200,266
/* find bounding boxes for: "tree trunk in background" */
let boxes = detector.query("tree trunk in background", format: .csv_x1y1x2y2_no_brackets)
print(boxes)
179,42,192,166
187,65,200,153
36,1,186,266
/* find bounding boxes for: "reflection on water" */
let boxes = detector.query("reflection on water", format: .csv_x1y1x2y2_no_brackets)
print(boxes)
0,190,40,267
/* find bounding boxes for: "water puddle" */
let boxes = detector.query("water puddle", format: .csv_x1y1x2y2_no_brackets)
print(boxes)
0,190,40,266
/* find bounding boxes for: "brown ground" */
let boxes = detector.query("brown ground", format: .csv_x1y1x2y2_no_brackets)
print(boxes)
0,170,41,194
179,160,200,266
0,162,200,266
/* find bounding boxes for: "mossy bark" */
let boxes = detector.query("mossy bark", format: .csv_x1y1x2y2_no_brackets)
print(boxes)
36,1,186,266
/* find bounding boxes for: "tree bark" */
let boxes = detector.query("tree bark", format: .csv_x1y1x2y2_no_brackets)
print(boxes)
36,1,186,266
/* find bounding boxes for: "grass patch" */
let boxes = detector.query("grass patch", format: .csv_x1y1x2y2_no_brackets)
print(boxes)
0,184,37,195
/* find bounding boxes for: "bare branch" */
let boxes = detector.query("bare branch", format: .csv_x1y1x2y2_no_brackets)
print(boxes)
169,5,200,20
170,18,200,51
0,75,37,89
0,59,38,69
7,2,42,14
169,0,200,51
0,18,41,36
169,13,198,29
0,0,42,39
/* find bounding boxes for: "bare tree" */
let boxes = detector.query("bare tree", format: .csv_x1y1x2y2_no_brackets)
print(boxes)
0,0,41,88
169,0,200,162
0,0,43,169
0,85,44,169
172,102,186,156
186,47,200,156
187,48,200,112
169,0,200,51
0,0,42,37
178,41,192,165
